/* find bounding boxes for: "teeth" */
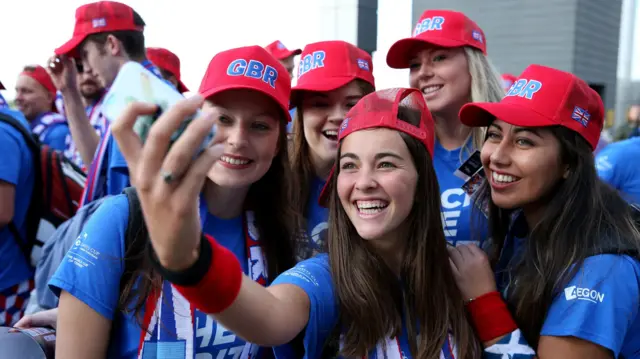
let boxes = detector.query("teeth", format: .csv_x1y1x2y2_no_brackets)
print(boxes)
492,172,517,183
220,156,250,165
356,200,388,210
323,130,338,136
422,85,442,94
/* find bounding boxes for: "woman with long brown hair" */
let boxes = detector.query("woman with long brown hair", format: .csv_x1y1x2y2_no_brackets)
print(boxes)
44,46,297,358
450,65,640,358
288,40,375,260
112,87,481,358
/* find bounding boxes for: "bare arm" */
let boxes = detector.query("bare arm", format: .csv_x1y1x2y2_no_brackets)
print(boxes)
212,278,311,346
60,88,100,165
55,291,112,359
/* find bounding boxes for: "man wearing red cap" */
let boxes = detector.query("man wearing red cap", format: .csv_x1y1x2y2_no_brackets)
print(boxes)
146,47,189,93
14,65,71,151
49,1,165,205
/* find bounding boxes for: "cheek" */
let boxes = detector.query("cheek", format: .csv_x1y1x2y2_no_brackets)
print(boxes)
336,174,354,206
480,143,494,168
408,70,420,89
255,133,280,164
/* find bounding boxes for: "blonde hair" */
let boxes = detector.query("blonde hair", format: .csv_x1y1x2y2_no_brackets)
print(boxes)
461,47,505,157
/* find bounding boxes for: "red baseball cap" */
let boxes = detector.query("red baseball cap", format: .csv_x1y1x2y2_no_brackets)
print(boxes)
55,1,144,57
265,40,302,61
199,45,292,123
291,41,375,107
501,73,518,92
318,88,435,206
146,47,189,93
460,64,604,149
20,65,58,112
387,10,487,69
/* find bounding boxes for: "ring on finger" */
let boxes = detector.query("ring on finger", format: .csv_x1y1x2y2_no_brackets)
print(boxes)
160,169,176,184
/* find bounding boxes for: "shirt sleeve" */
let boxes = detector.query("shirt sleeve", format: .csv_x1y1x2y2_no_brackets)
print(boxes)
0,126,23,185
271,254,339,359
541,254,640,357
48,195,130,320
41,124,71,151
106,138,131,195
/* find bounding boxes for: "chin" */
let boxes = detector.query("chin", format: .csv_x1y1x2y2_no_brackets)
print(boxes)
490,194,524,210
207,165,265,189
353,225,389,241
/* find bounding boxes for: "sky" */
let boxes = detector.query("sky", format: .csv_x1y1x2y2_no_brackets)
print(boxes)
0,0,411,101
1,0,639,101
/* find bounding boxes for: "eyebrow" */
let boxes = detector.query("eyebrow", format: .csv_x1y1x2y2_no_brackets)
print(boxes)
340,151,404,161
489,123,543,139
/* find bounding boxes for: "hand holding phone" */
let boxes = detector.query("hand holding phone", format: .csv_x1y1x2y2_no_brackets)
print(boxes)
101,61,215,156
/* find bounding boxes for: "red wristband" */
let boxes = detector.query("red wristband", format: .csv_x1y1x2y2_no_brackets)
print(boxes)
466,291,518,342
173,235,243,314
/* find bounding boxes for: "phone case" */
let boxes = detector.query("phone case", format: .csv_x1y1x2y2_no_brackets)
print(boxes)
101,61,214,154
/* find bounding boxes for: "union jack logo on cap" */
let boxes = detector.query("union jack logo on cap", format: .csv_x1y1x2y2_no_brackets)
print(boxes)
340,118,350,135
357,59,370,71
571,106,590,127
472,30,483,43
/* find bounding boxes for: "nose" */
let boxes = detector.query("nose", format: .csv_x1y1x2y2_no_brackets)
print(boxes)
328,103,348,125
415,60,435,79
354,165,378,192
488,139,511,168
225,122,249,149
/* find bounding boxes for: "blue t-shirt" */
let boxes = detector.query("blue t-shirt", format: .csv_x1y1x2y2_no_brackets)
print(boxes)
81,61,165,205
48,194,259,358
304,177,329,257
0,92,8,108
432,141,487,247
30,112,71,152
272,254,457,359
596,137,640,204
495,213,640,357
0,108,35,291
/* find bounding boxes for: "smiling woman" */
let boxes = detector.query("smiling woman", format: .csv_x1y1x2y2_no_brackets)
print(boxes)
450,64,640,359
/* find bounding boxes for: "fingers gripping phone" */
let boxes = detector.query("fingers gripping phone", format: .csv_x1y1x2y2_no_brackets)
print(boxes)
101,62,215,155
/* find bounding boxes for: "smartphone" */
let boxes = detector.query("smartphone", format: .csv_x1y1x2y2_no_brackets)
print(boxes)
101,61,215,155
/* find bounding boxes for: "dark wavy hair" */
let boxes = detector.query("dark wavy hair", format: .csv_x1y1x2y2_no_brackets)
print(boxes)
474,125,640,346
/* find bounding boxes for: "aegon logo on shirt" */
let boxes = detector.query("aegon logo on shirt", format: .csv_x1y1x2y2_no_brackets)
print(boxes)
564,285,605,303
226,59,279,89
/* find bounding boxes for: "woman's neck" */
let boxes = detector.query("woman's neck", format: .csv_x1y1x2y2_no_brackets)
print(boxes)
369,231,407,277
310,152,334,180
203,181,249,219
434,113,472,151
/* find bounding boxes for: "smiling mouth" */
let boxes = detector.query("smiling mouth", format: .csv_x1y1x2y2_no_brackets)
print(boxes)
491,172,521,186
355,200,389,215
322,129,338,141
421,85,443,95
220,155,253,167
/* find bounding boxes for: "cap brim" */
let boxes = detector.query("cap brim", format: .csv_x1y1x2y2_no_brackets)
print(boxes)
0,81,4,90
177,80,189,94
386,37,469,69
55,35,87,58
277,49,302,60
460,102,557,129
317,166,335,208
201,85,291,123
289,76,355,109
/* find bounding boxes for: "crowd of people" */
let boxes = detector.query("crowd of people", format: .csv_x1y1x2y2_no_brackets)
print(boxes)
1,1,640,358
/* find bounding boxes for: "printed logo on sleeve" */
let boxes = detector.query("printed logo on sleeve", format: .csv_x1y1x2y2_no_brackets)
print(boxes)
564,285,605,303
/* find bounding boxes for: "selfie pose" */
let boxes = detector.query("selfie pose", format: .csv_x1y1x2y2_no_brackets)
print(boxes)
114,87,481,358
450,64,640,358
47,46,297,358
